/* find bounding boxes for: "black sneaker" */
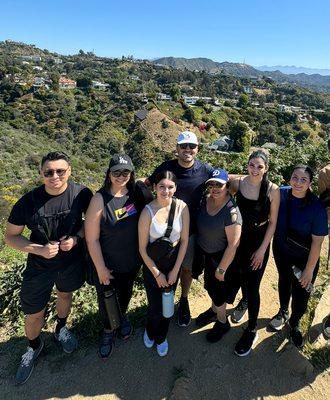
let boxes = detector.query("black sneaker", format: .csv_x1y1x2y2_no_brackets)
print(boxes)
268,309,289,331
206,319,231,343
118,315,133,340
177,297,191,327
231,299,248,323
195,308,217,327
322,315,330,339
290,326,304,349
234,329,258,356
15,339,44,385
99,331,115,359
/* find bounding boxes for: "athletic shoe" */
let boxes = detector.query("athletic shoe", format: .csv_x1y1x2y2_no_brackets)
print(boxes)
234,329,258,356
268,310,289,331
195,308,217,327
143,329,154,348
99,331,115,359
206,319,231,343
322,315,330,339
15,339,44,385
156,339,168,357
290,326,304,349
118,315,133,340
54,326,78,353
231,299,248,323
177,297,191,327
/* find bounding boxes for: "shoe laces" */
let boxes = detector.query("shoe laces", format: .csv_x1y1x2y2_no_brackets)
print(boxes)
58,326,71,343
21,347,34,367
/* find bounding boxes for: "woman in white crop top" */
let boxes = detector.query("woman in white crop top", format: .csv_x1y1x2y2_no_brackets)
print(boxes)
138,170,189,356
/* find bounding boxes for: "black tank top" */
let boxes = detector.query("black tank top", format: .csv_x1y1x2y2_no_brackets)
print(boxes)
98,188,141,273
236,181,271,233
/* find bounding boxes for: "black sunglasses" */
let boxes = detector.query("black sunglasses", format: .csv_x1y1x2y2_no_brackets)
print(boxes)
42,168,69,178
179,143,198,150
111,169,131,178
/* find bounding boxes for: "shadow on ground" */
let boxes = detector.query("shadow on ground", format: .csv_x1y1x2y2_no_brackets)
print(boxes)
1,307,328,400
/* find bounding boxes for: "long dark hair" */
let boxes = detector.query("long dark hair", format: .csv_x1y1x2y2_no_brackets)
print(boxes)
291,164,314,206
153,170,178,186
248,149,269,209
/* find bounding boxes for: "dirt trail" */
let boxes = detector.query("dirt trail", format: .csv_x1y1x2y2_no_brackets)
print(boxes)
1,254,329,400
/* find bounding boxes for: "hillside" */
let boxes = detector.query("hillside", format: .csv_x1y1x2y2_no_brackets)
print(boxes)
153,57,330,93
0,40,329,220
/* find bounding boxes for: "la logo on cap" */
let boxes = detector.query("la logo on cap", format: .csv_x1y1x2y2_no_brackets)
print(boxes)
213,170,220,177
119,156,128,164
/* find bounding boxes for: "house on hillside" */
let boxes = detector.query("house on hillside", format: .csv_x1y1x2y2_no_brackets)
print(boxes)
59,77,77,89
243,86,253,94
157,93,172,101
92,80,109,90
135,109,148,121
20,55,42,62
33,66,43,71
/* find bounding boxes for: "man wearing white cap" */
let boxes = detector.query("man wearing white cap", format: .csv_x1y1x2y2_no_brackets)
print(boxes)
147,131,213,326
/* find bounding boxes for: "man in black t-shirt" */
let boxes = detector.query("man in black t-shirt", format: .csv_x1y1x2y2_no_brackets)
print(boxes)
146,131,213,327
5,151,93,385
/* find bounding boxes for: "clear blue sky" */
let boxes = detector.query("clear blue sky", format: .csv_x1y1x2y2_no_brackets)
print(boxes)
1,0,329,68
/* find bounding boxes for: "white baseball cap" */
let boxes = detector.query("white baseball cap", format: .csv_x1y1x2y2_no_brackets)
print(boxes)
177,131,198,145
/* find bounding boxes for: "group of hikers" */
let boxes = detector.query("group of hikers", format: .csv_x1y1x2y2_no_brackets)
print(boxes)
4,130,329,386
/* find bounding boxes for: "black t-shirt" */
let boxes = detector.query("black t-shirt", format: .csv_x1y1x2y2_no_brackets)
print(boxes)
8,181,93,268
148,159,213,231
98,188,142,273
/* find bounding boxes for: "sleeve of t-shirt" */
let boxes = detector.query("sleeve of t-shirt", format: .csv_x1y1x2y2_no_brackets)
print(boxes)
311,202,328,236
7,194,29,226
80,187,93,213
224,202,242,227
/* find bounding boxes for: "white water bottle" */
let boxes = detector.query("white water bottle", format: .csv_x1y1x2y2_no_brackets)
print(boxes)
292,266,313,293
162,287,174,318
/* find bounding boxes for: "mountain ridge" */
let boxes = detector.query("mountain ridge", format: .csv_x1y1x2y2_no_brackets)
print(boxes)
153,57,330,93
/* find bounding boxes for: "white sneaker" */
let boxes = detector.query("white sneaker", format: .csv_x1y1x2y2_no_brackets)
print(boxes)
143,329,154,348
156,339,168,357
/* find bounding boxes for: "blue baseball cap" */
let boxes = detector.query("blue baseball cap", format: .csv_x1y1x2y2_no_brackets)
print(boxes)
206,168,229,184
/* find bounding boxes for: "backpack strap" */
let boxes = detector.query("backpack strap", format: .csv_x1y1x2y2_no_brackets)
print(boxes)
164,198,176,238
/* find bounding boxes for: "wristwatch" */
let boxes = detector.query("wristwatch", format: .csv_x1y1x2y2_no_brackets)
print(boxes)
216,267,226,275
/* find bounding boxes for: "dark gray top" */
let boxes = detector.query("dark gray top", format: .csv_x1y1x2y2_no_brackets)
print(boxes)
196,197,242,254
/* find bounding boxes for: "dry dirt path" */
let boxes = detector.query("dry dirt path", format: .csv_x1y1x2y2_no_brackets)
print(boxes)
1,254,329,400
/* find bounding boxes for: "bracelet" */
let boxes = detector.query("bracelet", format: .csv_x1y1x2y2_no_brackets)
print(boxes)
155,271,161,278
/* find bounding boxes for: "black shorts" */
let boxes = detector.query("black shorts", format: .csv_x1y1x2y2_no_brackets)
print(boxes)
203,251,240,307
20,259,85,315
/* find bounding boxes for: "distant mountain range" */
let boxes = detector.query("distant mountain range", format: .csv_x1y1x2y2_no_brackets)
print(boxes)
255,65,330,76
153,57,330,93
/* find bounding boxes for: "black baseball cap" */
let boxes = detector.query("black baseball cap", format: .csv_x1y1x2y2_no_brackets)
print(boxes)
109,154,134,172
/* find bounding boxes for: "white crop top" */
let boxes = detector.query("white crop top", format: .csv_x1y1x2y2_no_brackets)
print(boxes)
145,199,185,243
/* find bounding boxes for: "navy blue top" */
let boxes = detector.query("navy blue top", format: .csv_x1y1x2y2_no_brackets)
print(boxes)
274,186,328,253
148,159,213,231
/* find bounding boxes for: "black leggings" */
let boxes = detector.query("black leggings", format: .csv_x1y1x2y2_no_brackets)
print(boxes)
96,269,139,330
143,246,179,344
232,227,270,331
273,245,319,328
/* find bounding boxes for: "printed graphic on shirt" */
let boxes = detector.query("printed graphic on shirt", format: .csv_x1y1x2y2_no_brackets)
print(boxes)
114,203,137,221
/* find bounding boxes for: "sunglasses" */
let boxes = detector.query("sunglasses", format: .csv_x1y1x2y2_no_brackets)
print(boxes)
111,169,131,178
207,181,226,188
42,168,69,178
179,143,198,150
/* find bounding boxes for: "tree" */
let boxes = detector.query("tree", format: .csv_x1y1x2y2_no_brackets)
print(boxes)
169,84,181,102
229,121,252,152
183,107,195,124
237,94,249,108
